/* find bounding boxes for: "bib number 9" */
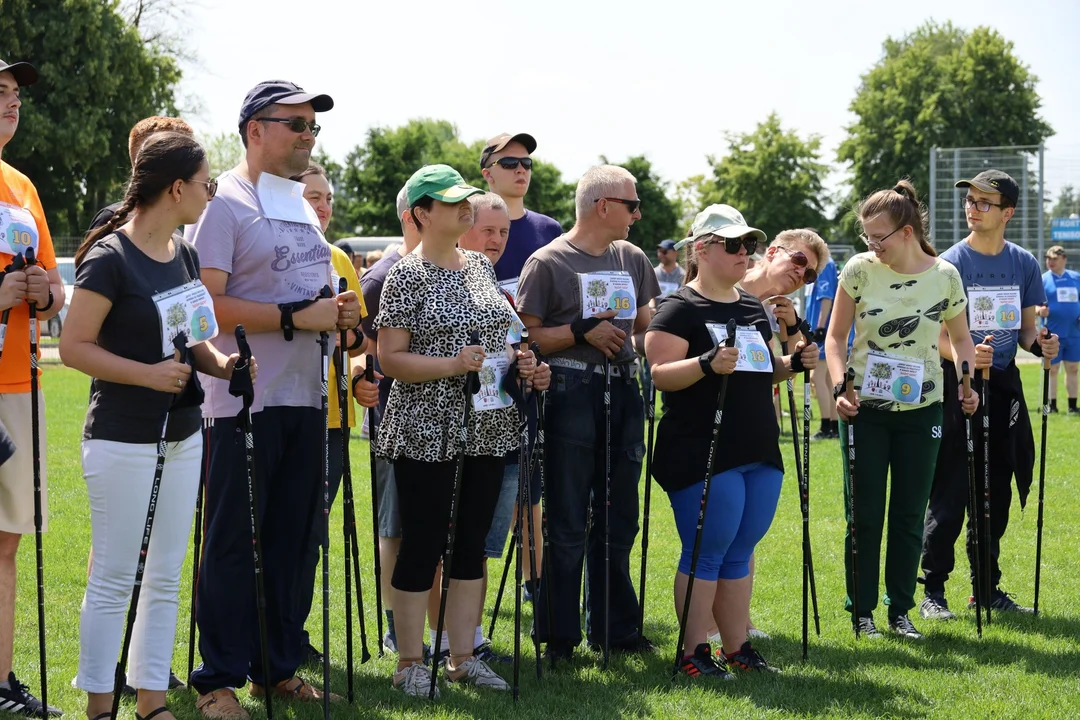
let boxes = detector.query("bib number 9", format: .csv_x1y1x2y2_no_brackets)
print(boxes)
901,382,911,396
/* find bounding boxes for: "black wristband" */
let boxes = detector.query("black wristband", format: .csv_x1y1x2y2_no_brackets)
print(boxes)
278,304,295,341
37,290,54,313
1029,338,1044,358
699,347,718,376
787,313,803,338
351,371,365,396
346,329,365,352
790,349,806,374
833,381,847,400
570,316,603,345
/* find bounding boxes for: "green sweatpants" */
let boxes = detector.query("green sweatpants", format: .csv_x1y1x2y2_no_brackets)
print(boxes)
839,403,943,620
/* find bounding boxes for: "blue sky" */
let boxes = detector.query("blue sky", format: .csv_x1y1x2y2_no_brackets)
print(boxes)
178,0,1079,198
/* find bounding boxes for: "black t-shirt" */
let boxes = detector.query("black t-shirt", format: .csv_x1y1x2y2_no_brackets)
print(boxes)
648,286,783,492
86,201,122,235
76,231,205,443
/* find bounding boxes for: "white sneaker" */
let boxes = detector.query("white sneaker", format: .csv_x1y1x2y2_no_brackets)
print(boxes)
393,663,439,699
746,627,771,641
447,657,510,691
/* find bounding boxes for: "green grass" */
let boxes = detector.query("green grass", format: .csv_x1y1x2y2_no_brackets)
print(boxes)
11,364,1080,719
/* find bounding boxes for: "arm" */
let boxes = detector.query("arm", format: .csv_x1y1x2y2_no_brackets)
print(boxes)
944,311,977,379
201,267,338,334
58,288,190,392
825,286,856,389
816,298,833,329
631,304,651,357
520,309,624,358
190,340,244,381
645,329,737,392
772,325,819,384
377,327,478,384
23,265,65,321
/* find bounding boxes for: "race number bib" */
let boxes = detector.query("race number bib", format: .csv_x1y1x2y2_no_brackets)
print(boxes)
152,280,219,357
862,351,924,404
473,356,514,412
498,278,519,304
705,323,773,373
658,281,679,297
579,271,637,320
967,285,1022,332
0,202,39,257
506,306,526,345
1057,286,1079,304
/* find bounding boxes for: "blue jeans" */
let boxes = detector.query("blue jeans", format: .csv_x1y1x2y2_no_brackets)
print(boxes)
534,365,645,648
484,463,519,559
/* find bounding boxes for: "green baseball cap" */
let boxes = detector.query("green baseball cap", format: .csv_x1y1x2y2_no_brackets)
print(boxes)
405,164,485,206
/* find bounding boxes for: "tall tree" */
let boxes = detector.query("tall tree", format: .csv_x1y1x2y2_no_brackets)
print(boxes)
335,119,573,236
201,131,243,179
1,0,182,237
703,113,831,243
601,155,680,254
1049,185,1080,219
838,22,1053,207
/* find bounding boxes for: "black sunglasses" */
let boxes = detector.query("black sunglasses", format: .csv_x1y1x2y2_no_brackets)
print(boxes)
257,116,321,137
596,197,641,214
775,245,818,284
487,157,533,171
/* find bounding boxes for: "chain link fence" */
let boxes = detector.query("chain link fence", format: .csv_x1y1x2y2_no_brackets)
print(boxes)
928,144,1046,257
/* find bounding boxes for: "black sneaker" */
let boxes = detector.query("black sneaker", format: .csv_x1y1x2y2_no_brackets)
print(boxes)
853,615,884,639
302,641,324,666
473,642,512,665
168,671,185,690
888,614,925,640
0,672,62,717
522,580,535,603
979,588,1035,614
543,643,574,665
919,593,957,621
588,634,657,655
681,644,733,680
722,641,780,672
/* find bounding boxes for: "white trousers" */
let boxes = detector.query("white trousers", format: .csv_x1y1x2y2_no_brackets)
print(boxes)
75,432,201,693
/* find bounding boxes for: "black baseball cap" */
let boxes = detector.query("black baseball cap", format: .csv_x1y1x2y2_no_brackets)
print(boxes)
658,239,677,251
237,80,333,131
0,59,38,87
955,170,1019,206
480,132,537,169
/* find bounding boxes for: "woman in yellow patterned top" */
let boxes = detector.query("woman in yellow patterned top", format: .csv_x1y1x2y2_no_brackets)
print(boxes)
825,180,979,640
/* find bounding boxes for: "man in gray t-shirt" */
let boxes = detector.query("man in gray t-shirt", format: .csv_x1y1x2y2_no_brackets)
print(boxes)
517,164,659,660
187,80,356,713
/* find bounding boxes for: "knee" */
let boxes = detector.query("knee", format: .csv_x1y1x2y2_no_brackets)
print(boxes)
678,550,721,581
0,532,20,561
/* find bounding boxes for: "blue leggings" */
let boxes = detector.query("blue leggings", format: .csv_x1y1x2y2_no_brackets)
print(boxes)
667,462,783,581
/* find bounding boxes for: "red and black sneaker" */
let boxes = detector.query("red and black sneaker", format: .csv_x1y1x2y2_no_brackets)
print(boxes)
681,643,733,680
723,641,780,673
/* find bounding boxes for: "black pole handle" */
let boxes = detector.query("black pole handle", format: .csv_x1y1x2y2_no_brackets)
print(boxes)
236,325,252,363
724,318,737,349
364,354,374,383
24,246,36,266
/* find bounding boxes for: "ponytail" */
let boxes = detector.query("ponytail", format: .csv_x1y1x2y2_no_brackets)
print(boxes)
76,195,137,267
858,178,936,257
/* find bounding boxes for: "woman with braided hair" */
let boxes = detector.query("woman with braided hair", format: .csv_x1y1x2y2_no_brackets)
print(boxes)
61,131,256,720
825,179,977,640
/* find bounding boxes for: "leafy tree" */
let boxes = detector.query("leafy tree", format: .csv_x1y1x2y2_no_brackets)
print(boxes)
838,22,1052,221
601,155,680,254
1,0,182,236
1049,185,1080,219
166,302,186,334
201,131,243,179
586,279,608,307
702,113,831,244
673,174,710,235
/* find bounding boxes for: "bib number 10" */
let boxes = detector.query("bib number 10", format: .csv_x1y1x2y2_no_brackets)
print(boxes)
10,230,33,247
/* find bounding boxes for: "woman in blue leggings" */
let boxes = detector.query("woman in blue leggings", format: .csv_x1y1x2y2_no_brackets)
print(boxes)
646,205,818,678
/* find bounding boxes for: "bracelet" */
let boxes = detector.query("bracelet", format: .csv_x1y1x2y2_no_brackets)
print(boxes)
346,329,365,352
37,290,54,313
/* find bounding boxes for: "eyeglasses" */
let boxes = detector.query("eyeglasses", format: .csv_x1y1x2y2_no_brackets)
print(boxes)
257,116,321,137
961,196,1004,213
487,157,533,171
775,245,818,284
859,225,903,251
186,178,218,199
595,197,641,214
703,235,758,256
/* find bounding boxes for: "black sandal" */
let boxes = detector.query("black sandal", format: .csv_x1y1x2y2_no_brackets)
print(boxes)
89,713,112,720
135,708,171,720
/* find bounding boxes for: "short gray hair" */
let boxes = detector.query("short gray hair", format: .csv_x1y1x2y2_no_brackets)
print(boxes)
575,165,637,221
395,183,409,232
469,192,508,219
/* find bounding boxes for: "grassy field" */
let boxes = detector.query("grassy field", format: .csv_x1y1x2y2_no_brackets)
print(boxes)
10,364,1080,719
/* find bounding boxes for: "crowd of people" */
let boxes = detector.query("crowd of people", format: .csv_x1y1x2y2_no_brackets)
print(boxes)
0,59,1066,718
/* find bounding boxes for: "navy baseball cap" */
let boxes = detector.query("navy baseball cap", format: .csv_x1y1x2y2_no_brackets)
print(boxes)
658,239,677,251
237,80,333,130
0,59,38,87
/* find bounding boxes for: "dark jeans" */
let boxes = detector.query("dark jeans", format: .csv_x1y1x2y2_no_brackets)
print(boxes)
534,365,645,649
298,428,344,649
189,407,323,693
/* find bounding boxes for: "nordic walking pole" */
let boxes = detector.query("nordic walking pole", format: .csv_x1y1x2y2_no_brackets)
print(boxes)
488,523,515,640
512,423,524,701
316,285,334,720
980,342,993,626
530,341,556,671
111,333,190,719
602,356,612,670
25,248,48,720
0,252,27,366
671,320,737,679
187,418,211,683
637,362,656,640
961,361,983,638
430,329,482,699
231,326,273,718
843,368,862,639
365,357,385,655
518,330,543,682
799,322,821,639
778,322,811,659
1034,327,1051,615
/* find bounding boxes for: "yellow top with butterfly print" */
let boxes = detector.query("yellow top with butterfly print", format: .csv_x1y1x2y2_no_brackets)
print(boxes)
840,252,967,411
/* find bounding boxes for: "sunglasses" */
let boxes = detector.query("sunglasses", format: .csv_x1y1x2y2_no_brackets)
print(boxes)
595,197,641,214
186,178,218,199
776,246,817,283
703,235,759,256
487,157,533,171
257,116,321,137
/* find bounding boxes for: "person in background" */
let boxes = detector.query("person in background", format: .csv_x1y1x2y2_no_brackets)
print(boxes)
654,239,685,296
1037,245,1080,413
804,250,842,439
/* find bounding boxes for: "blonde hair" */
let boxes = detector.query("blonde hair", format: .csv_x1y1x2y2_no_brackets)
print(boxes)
574,165,636,221
772,228,830,273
